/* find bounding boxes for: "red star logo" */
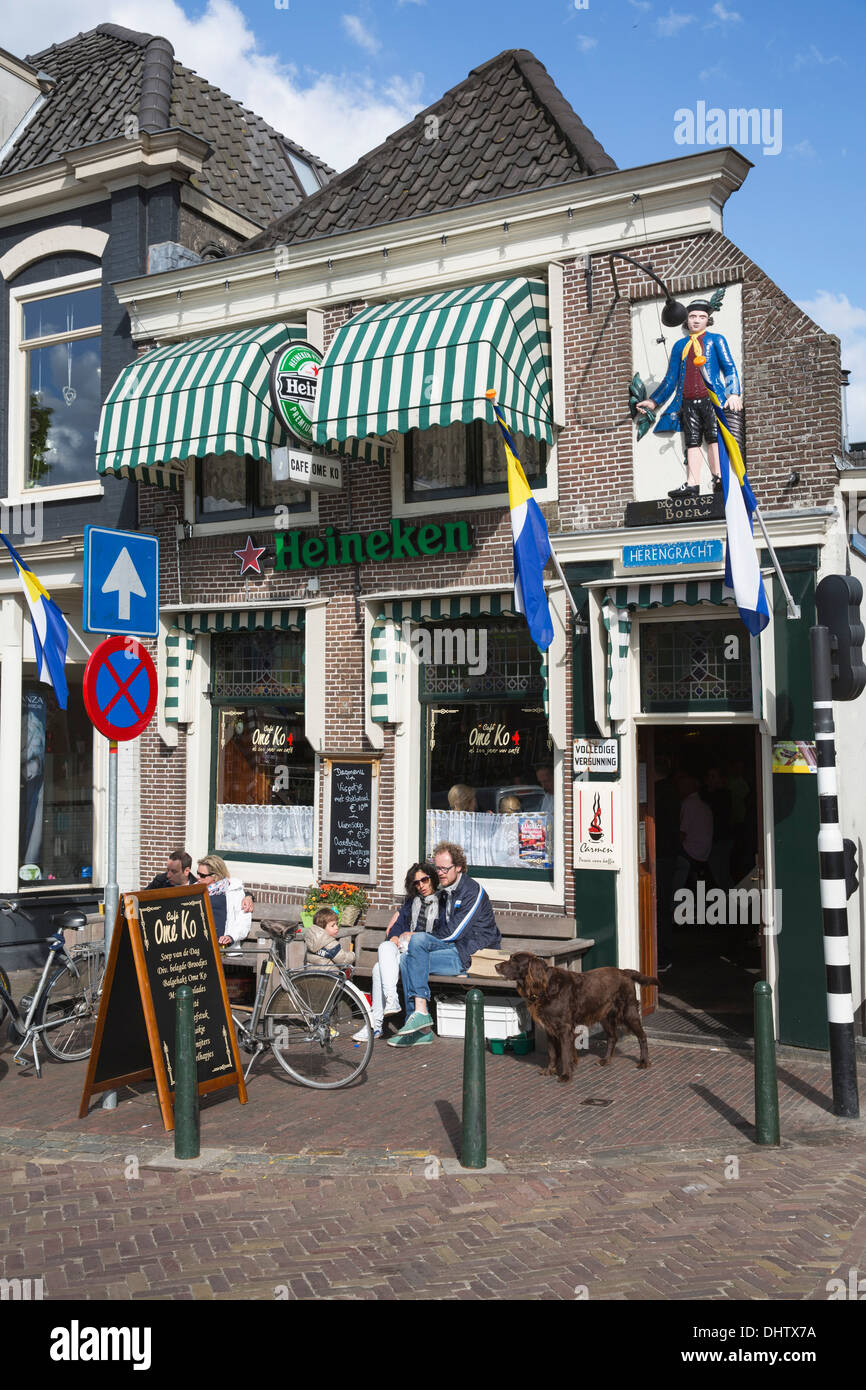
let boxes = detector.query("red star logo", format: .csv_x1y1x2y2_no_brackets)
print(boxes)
234,535,266,576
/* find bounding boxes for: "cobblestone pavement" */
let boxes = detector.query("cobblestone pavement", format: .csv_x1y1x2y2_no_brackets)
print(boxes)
2,1023,866,1311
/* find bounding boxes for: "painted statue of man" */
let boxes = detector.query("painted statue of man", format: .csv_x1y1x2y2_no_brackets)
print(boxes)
636,300,742,499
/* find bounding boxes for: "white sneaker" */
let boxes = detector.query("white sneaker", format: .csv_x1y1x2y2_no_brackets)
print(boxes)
383,997,401,1016
353,1025,382,1043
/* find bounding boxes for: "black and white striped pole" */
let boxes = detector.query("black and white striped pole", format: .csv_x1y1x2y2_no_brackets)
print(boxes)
811,622,860,1118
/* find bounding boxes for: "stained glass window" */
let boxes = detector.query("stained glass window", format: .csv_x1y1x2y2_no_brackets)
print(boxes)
640,621,753,713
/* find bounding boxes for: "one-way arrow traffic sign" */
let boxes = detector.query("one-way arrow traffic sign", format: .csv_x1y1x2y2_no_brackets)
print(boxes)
83,526,159,637
102,547,147,621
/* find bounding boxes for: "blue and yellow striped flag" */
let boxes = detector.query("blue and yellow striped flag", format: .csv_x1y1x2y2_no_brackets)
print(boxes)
706,391,770,636
0,534,69,708
487,390,553,651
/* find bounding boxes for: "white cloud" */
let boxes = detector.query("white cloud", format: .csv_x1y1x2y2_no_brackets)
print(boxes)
710,2,741,21
656,9,695,37
628,0,651,10
799,292,866,440
342,14,381,55
789,139,816,159
792,44,843,72
2,0,423,170
576,36,598,52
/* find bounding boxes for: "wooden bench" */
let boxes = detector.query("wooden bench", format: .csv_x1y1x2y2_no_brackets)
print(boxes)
351,909,593,986
246,904,594,1052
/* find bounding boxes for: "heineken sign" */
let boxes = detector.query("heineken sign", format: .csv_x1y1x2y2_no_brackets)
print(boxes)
269,339,322,446
275,518,473,571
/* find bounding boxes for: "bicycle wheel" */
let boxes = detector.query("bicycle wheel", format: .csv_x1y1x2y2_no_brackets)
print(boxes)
264,970,373,1089
0,966,11,1028
36,951,103,1062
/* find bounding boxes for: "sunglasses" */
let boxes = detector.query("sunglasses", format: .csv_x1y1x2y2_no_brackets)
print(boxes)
413,875,431,888
197,870,214,879
435,864,455,874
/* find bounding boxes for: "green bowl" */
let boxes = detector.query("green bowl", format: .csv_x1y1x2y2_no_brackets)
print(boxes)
488,1038,507,1054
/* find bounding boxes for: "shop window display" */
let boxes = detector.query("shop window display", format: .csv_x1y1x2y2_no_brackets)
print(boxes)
421,620,553,874
211,633,314,864
19,678,93,883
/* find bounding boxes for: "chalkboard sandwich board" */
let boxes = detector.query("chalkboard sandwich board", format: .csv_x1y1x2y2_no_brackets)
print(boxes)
322,755,379,884
79,884,247,1132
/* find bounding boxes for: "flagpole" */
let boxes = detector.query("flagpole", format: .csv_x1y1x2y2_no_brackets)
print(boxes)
752,505,801,621
548,543,588,633
63,615,93,658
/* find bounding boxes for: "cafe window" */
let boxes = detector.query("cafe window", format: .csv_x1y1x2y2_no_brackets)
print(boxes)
640,619,753,713
404,422,546,502
196,453,311,522
211,632,314,864
19,678,94,885
420,619,553,877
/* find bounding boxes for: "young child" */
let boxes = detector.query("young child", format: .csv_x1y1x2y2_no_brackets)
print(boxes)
303,907,356,971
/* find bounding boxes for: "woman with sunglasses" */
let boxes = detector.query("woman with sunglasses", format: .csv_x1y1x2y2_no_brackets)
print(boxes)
354,860,439,1042
196,854,253,948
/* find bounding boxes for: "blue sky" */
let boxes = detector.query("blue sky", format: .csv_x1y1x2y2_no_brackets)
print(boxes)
11,0,866,431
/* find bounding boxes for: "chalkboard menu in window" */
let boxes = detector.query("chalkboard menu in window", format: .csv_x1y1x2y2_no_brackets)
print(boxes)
323,756,379,883
79,885,247,1132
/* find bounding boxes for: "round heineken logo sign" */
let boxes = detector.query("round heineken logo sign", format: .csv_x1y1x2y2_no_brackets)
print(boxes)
269,340,322,446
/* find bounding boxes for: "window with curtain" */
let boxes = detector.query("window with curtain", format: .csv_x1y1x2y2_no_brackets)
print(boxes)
404,421,546,501
196,453,311,521
211,632,314,864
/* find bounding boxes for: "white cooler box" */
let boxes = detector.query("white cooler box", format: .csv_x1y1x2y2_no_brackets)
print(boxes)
434,993,530,1040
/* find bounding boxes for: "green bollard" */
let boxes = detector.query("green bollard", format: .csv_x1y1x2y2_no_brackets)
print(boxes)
754,981,780,1146
461,988,487,1169
174,985,200,1159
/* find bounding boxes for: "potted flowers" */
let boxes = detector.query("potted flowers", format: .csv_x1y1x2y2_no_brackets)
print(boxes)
303,882,370,927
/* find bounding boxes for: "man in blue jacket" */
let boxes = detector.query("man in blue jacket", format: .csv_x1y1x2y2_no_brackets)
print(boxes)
636,301,742,499
387,841,501,1047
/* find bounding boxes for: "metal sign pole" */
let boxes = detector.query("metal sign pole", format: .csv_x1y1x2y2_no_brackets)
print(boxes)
101,736,119,1111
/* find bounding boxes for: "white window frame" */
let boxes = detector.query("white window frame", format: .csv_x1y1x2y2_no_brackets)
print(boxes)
5,268,106,505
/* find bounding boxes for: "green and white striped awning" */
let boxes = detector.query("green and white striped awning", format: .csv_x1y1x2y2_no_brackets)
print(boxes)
164,629,197,724
97,323,304,488
172,607,307,635
314,278,553,448
370,592,548,725
602,578,734,722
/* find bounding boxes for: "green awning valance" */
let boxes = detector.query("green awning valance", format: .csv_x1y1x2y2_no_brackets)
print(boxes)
96,323,304,488
313,277,553,448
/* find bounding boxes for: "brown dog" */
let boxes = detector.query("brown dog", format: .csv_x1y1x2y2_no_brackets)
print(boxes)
495,952,657,1082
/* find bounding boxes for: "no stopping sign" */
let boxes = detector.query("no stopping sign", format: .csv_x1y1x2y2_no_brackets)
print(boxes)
83,636,158,741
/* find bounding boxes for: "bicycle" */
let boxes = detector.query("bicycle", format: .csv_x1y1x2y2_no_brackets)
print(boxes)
228,924,374,1089
0,900,105,1076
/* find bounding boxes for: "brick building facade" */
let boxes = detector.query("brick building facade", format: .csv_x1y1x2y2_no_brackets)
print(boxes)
103,50,860,1050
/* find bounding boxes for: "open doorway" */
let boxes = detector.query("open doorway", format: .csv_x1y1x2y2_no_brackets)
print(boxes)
638,725,764,1042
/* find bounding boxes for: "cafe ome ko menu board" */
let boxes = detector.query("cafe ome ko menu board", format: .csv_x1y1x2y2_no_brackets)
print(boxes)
79,885,246,1131
322,757,379,883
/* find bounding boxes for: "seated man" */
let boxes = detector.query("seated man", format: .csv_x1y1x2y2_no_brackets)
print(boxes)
146,849,193,890
388,841,501,1048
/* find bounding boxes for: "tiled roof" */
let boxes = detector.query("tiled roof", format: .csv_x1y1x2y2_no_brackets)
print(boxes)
248,48,617,252
0,24,334,229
